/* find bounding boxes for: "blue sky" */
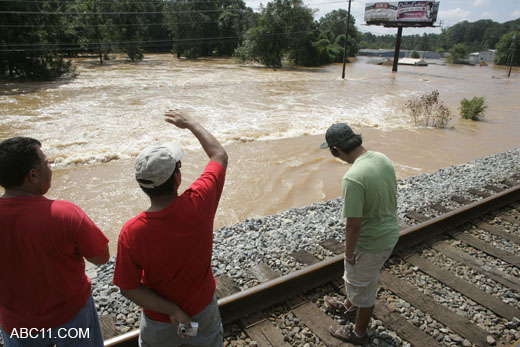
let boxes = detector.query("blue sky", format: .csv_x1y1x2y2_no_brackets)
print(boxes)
244,0,520,35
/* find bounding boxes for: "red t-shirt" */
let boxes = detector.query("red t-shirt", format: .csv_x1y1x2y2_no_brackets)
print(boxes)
113,161,225,322
0,196,109,334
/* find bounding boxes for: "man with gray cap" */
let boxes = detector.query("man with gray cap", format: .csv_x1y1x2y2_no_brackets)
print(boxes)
321,123,399,345
113,110,227,346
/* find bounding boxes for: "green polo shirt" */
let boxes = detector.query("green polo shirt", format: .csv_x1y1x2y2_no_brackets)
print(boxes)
342,151,399,252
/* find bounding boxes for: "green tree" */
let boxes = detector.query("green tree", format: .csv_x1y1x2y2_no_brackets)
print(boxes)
460,97,487,120
111,0,156,61
447,43,468,63
216,0,259,56
235,26,285,67
234,0,317,67
318,9,359,59
165,0,216,58
0,0,75,79
75,0,113,64
494,31,520,66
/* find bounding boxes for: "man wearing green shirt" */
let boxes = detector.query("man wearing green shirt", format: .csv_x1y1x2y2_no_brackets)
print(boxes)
321,123,399,345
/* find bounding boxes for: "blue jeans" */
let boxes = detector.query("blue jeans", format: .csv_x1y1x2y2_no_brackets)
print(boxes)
0,296,103,347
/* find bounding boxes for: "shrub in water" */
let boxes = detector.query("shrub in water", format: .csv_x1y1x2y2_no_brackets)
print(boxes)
460,96,487,120
404,90,452,128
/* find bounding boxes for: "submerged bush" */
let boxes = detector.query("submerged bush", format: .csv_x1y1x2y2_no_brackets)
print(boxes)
460,96,487,120
405,90,452,128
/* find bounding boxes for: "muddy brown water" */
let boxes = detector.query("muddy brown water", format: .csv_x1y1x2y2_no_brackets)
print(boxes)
1,55,519,253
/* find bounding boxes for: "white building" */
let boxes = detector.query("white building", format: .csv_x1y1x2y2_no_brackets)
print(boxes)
469,50,496,64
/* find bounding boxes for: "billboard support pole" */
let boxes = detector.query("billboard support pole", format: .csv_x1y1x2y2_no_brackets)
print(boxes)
341,0,352,79
507,26,518,77
392,26,403,72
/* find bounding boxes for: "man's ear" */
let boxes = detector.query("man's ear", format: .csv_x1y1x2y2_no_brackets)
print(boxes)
173,170,182,189
27,168,39,183
335,147,346,156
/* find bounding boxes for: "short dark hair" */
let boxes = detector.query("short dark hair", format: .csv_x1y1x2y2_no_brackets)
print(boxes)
138,161,181,197
0,137,42,189
334,134,363,155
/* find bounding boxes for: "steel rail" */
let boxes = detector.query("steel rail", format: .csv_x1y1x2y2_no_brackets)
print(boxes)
104,183,520,347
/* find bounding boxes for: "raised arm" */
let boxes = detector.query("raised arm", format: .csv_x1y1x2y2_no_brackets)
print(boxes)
164,110,228,169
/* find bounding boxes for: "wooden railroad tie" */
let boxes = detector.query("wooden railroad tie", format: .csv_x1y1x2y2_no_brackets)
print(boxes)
337,284,439,346
433,241,520,292
473,220,520,245
485,184,505,193
430,203,452,213
290,250,320,266
497,214,520,227
406,212,430,223
430,202,520,244
248,262,281,284
468,188,491,198
503,178,519,187
450,195,473,205
405,254,520,321
374,302,439,347
453,232,520,267
215,274,240,299
244,318,290,346
292,301,344,347
319,238,344,255
379,271,499,347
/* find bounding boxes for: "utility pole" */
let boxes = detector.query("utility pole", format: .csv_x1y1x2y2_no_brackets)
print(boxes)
507,26,518,77
341,0,353,79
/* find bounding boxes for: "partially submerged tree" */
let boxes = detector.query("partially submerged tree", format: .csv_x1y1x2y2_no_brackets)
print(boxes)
447,43,468,63
460,96,487,120
405,90,452,128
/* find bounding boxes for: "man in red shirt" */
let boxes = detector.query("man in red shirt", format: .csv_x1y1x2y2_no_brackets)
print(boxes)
0,137,110,346
113,110,228,346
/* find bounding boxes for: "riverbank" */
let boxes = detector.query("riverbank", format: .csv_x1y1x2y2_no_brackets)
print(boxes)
90,146,520,344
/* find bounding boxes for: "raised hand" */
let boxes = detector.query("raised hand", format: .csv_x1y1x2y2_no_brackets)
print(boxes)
164,109,195,129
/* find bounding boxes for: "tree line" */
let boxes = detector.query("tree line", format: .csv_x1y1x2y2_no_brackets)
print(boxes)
1,0,518,80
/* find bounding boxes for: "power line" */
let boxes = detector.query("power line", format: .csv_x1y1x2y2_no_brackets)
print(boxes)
0,0,347,14
0,29,320,52
0,11,362,29
0,6,363,29
0,20,218,28
0,0,345,5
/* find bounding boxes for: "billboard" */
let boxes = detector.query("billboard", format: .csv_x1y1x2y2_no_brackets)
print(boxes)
365,1,439,25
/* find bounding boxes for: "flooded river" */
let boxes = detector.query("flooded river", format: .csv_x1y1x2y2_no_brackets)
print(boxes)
1,55,519,252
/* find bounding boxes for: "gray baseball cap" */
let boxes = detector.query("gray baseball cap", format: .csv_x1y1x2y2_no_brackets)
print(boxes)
320,123,355,149
134,142,184,188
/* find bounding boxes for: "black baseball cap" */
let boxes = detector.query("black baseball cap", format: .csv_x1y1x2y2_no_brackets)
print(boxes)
320,123,355,149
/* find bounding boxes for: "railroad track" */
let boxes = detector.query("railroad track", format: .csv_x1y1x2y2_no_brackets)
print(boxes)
105,175,520,347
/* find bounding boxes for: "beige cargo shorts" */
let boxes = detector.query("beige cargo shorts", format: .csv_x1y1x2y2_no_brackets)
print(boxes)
343,248,393,307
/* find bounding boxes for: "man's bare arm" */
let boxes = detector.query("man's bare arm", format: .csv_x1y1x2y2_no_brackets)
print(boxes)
120,284,192,330
345,217,362,264
86,245,110,265
164,110,228,169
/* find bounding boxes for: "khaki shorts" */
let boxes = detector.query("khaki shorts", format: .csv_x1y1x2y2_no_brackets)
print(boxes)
139,294,223,347
343,248,393,308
